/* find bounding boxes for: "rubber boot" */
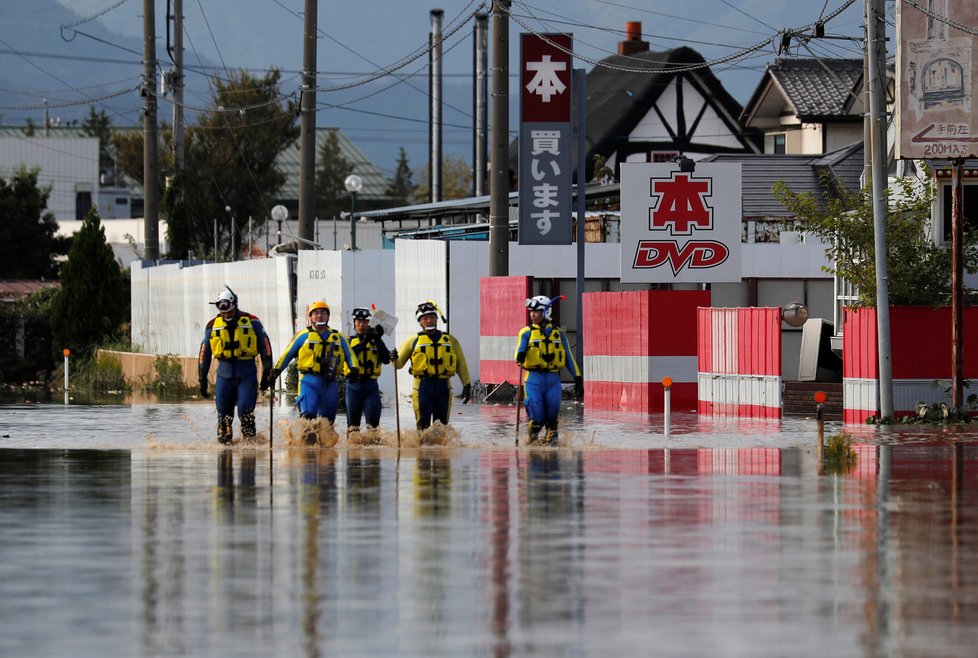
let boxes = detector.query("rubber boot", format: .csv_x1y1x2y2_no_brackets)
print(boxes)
241,412,256,439
544,419,559,445
527,420,542,444
217,415,234,445
347,425,361,437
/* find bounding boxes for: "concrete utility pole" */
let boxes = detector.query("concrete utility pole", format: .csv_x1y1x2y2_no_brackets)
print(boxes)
488,0,511,276
473,12,488,197
430,9,444,203
171,0,184,176
297,0,318,247
143,0,160,260
867,0,892,418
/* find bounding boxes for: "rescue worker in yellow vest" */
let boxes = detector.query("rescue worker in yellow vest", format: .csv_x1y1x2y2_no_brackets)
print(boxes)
515,295,583,444
390,301,472,431
343,307,391,432
267,300,357,427
198,287,274,444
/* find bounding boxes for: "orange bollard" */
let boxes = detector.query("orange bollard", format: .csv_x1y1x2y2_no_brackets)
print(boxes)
662,377,673,437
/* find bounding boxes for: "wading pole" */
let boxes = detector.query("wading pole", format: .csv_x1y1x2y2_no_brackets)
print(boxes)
393,367,402,449
63,349,70,405
515,366,523,447
269,382,274,449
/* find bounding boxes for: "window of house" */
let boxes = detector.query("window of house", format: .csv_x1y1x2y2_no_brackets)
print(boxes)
941,183,978,241
772,134,786,154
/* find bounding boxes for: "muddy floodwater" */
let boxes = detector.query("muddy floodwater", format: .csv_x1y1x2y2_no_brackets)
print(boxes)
2,399,978,656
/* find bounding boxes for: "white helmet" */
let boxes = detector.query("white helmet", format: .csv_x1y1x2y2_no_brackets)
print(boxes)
525,295,552,319
212,289,238,312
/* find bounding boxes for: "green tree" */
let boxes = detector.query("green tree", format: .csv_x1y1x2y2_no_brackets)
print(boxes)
773,171,978,306
115,69,299,260
82,106,115,180
315,129,353,221
0,166,68,278
387,147,414,206
50,209,127,357
414,156,473,202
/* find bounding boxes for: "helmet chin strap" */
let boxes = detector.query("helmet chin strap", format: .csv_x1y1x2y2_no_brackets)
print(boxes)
314,320,328,328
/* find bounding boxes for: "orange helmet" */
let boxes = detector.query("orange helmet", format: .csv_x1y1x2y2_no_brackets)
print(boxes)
308,300,330,316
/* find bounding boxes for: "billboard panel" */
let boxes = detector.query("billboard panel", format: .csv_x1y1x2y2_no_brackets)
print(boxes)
897,1,978,159
620,162,742,284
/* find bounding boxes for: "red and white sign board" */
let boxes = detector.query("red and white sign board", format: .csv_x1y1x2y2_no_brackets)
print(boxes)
620,162,742,283
897,0,978,159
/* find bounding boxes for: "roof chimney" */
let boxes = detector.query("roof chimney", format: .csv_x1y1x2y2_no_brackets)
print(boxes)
618,21,649,56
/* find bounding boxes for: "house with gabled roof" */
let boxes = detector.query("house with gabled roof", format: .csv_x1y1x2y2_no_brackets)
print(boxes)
741,57,868,155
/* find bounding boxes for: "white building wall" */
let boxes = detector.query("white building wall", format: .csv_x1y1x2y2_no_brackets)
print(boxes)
131,257,294,358
0,137,99,221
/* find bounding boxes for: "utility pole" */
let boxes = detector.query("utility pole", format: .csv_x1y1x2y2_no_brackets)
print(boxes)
297,0,318,246
170,0,184,177
473,12,488,197
430,9,444,203
867,0,892,418
143,0,160,260
489,0,510,276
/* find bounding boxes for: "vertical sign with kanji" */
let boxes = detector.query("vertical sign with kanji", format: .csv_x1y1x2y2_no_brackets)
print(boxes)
519,33,573,245
620,162,742,283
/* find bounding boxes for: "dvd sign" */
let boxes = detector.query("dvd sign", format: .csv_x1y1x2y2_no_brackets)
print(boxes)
620,163,741,283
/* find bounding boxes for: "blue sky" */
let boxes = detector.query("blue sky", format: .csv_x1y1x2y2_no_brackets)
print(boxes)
29,0,871,174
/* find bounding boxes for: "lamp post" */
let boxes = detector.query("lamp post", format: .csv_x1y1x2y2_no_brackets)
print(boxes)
344,174,362,250
271,204,288,247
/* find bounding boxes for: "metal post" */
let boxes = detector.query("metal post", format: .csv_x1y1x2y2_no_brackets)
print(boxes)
488,0,511,276
575,69,586,370
297,0,318,246
662,377,672,437
213,217,218,261
430,9,444,203
951,160,964,408
350,192,357,251
474,12,488,197
63,349,70,405
142,0,160,260
867,0,892,418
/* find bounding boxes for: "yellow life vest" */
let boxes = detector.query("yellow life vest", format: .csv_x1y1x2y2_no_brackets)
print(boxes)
296,328,344,378
410,331,457,379
209,314,259,360
347,334,383,379
522,324,566,372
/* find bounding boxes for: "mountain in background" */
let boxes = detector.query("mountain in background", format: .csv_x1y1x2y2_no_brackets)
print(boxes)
0,0,480,181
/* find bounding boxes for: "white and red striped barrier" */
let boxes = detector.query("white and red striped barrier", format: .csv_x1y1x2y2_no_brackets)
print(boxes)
583,290,707,412
697,307,782,418
843,306,978,423
479,276,533,386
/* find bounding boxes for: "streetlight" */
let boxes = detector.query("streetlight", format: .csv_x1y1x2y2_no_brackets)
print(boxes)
271,204,288,247
344,174,362,250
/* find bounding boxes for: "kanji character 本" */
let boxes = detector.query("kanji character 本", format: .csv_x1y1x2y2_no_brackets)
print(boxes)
525,55,567,102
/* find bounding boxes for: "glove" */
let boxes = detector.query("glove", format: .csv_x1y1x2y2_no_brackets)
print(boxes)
265,367,281,390
515,351,526,365
370,324,384,338
390,348,399,363
199,380,209,398
259,369,271,391
460,383,472,404
574,376,583,398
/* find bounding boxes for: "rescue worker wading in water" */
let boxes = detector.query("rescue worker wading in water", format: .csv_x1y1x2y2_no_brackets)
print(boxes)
343,307,391,434
515,295,583,444
198,287,274,444
268,301,357,439
391,301,472,431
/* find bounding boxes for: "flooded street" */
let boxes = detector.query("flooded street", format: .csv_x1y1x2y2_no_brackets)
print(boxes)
2,400,978,656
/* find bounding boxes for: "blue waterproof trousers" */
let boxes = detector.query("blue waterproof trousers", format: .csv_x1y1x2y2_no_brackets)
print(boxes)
296,373,339,423
345,378,382,428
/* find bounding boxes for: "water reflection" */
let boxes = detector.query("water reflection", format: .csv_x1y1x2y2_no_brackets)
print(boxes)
3,441,978,655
